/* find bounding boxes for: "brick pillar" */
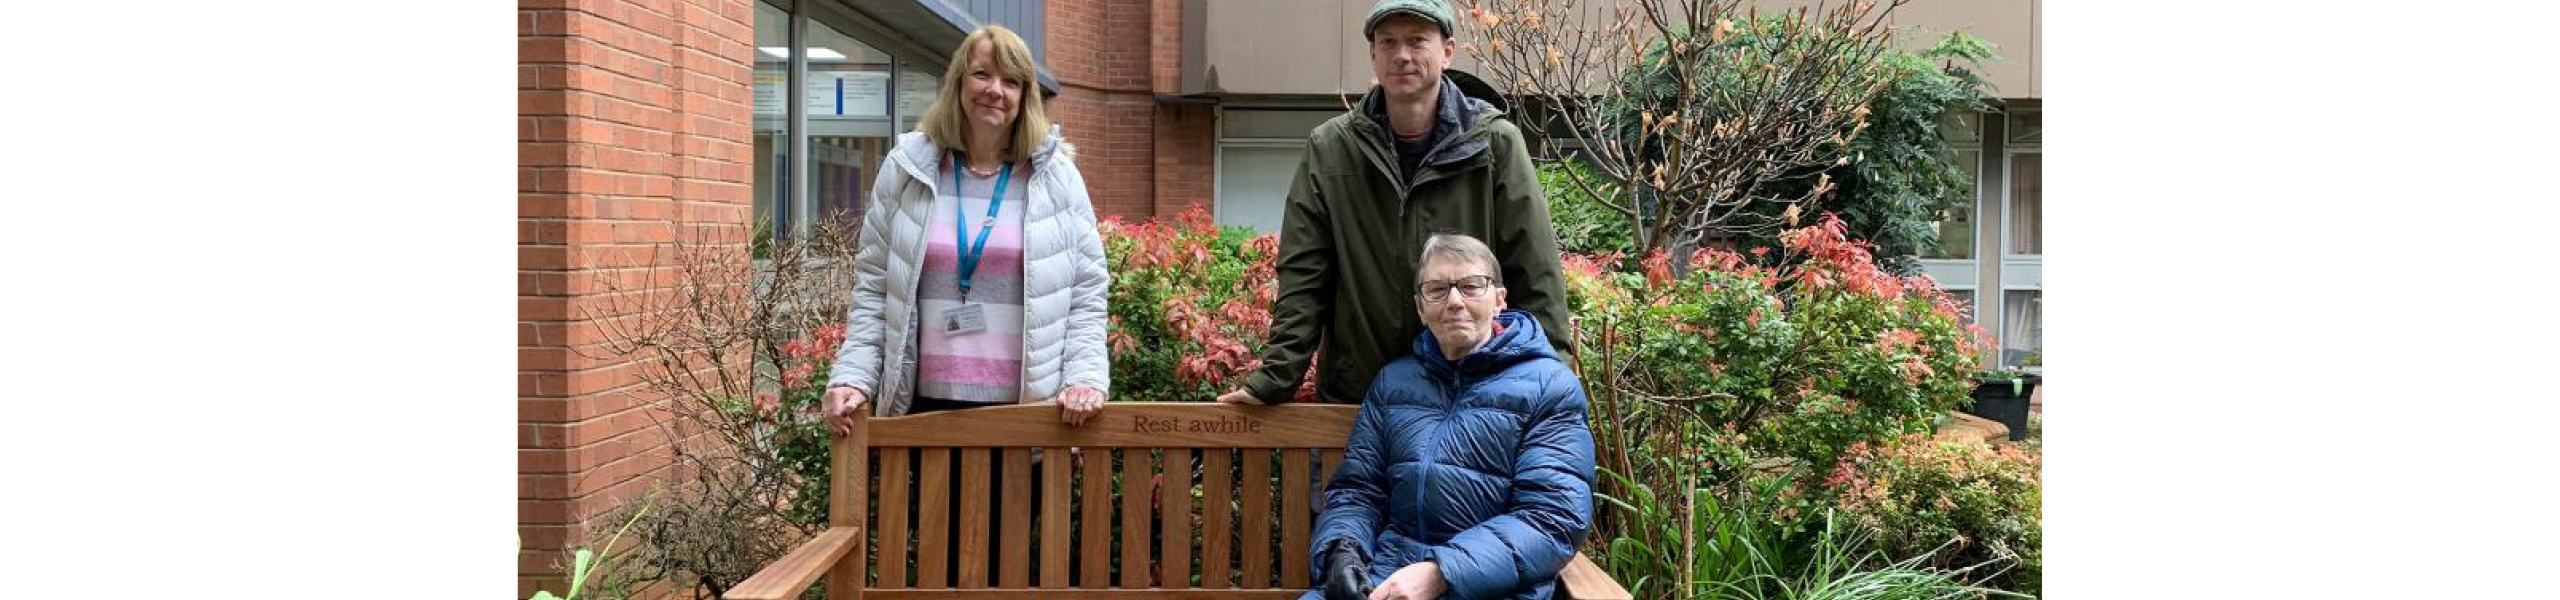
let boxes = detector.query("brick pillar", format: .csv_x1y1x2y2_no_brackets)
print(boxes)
1148,0,1216,218
1048,0,1216,222
518,0,755,596
1153,102,1216,216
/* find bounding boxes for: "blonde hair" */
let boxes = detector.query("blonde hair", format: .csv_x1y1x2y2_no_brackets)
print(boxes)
918,26,1049,163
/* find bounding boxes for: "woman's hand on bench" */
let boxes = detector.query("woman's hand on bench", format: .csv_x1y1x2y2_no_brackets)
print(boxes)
1055,384,1106,426
822,386,868,436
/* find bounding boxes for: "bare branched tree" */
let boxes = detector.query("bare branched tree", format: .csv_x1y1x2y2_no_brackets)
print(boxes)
1456,0,1905,256
574,216,863,599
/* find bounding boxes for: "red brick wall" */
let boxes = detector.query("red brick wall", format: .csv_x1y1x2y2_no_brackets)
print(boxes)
1151,0,1184,95
518,0,755,596
1154,102,1216,216
1046,0,1216,222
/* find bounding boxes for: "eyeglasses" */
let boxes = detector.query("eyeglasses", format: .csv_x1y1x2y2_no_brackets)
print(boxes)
1416,275,1497,302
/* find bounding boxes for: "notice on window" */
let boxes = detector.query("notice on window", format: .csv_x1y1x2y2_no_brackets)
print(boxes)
809,71,889,117
754,71,787,116
897,70,937,121
755,70,890,117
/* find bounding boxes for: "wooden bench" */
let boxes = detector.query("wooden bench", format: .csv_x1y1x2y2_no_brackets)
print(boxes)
728,402,1630,600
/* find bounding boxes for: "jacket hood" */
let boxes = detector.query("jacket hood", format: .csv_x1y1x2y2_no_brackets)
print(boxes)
1358,69,1507,134
1410,309,1558,376
1355,69,1508,177
1359,68,1508,114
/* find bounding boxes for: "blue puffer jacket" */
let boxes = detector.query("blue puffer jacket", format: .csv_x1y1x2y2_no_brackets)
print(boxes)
1301,309,1596,600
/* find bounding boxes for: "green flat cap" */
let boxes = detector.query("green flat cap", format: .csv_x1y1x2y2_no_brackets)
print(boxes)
1365,0,1456,40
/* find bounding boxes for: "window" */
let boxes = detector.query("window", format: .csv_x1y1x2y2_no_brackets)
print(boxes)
895,65,940,133
803,21,897,232
2005,110,2041,145
2001,289,2041,368
1925,149,1980,260
1999,110,2041,369
750,1,944,242
753,1,790,238
2007,152,2041,256
1217,145,1301,233
1215,109,1337,233
2004,110,2040,256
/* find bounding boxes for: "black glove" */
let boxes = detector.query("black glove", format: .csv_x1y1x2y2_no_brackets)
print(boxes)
1321,539,1373,600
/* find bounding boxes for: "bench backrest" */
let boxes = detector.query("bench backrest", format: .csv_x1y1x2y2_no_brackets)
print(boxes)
833,402,1360,600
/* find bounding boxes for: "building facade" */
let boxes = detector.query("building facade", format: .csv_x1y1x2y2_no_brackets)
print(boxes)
519,0,2038,593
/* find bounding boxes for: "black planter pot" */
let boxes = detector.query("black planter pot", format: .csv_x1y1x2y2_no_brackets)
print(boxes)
1964,375,2039,441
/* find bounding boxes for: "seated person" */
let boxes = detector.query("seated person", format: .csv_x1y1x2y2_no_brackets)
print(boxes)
1302,233,1597,600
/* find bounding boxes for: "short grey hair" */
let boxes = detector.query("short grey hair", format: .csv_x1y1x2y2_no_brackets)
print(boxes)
1416,233,1501,284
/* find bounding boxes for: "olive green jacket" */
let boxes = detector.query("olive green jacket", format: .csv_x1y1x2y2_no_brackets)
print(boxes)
1242,73,1573,404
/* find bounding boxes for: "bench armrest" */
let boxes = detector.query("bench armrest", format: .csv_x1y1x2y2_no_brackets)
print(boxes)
1558,552,1631,600
724,526,861,600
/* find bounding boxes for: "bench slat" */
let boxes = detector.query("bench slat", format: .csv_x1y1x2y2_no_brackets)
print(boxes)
1041,447,1071,589
725,526,862,600
1559,553,1634,600
1160,447,1192,588
879,447,911,588
834,420,866,600
1200,449,1233,589
1279,450,1312,589
1317,448,1343,493
1121,448,1156,587
1239,449,1272,589
868,403,1359,448
917,448,951,587
1078,448,1111,589
1000,447,1033,588
958,447,991,587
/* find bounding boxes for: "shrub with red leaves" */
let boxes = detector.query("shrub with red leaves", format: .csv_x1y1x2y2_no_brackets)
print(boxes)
1100,205,1316,402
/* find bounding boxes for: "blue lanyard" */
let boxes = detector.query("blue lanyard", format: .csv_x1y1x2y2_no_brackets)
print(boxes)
951,151,1012,300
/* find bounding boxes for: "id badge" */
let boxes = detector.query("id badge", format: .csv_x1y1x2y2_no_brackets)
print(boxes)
945,302,989,335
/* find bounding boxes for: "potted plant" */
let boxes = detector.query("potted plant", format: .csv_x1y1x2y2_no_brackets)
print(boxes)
1964,368,2038,441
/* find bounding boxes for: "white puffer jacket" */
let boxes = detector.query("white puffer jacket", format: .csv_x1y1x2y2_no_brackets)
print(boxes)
827,125,1111,416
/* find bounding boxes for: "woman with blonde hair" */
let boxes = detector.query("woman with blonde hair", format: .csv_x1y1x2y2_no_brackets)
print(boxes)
822,25,1110,429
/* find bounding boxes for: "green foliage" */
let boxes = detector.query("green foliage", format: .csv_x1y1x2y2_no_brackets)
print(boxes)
1743,32,1999,274
529,494,655,600
1603,16,1871,167
1597,470,2017,600
1760,512,2021,600
1599,468,1813,600
1542,161,1638,255
1571,213,2037,598
1574,215,1983,483
1099,205,1300,402
1829,436,2043,595
769,339,840,527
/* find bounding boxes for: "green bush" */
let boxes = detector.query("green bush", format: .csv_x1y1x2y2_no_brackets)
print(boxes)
1740,32,1999,274
1572,213,1984,485
1099,204,1311,402
1569,213,2031,598
1598,469,2019,600
1828,435,2043,595
1541,161,1637,255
